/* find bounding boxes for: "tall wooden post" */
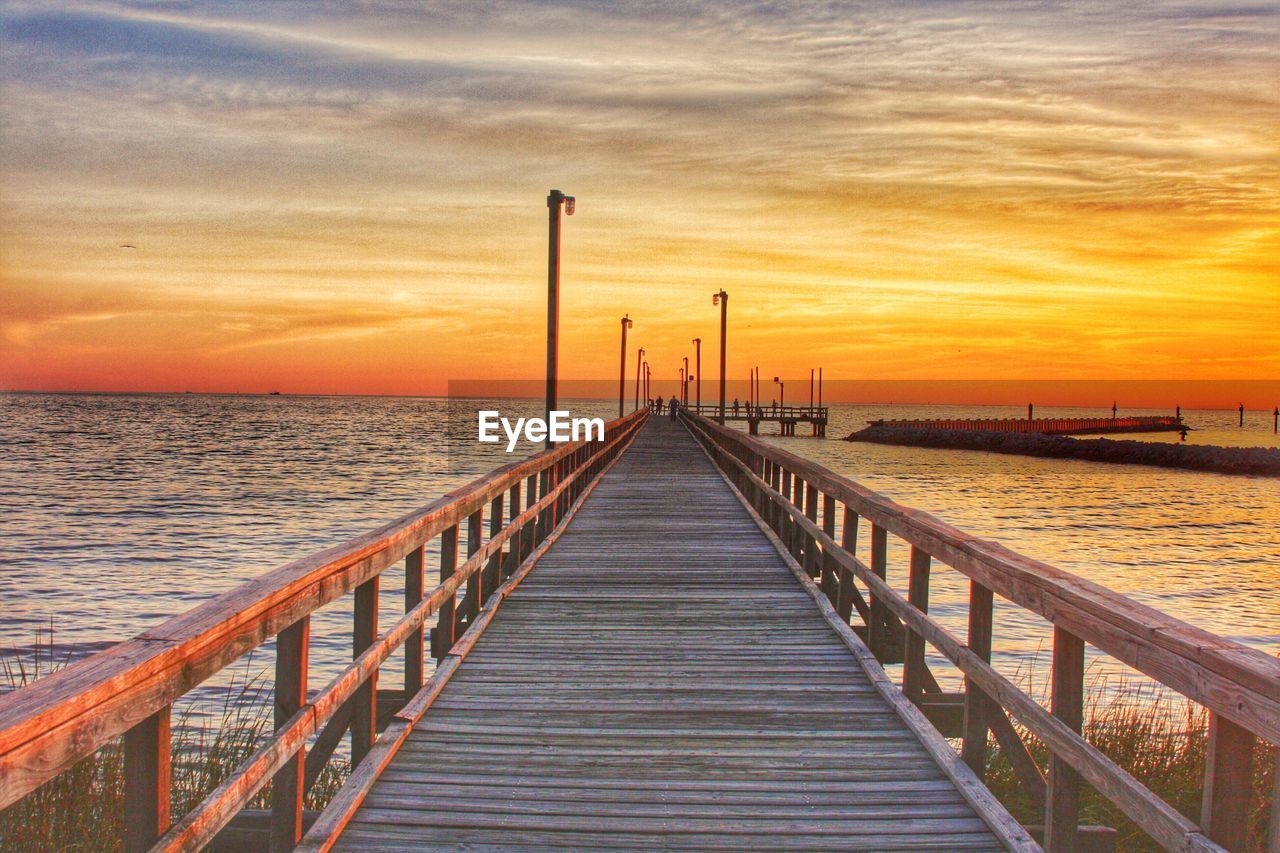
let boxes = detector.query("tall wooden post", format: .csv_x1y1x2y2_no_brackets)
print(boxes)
868,525,890,660
618,315,631,419
351,577,379,766
714,290,727,424
903,547,931,705
436,525,458,661
123,707,171,853
546,189,572,447
487,494,504,592
271,616,309,852
404,546,425,692
635,347,644,411
693,337,702,411
962,581,993,776
1201,712,1256,851
1046,627,1084,850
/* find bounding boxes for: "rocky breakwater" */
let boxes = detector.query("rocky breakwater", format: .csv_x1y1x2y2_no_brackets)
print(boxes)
845,426,1280,477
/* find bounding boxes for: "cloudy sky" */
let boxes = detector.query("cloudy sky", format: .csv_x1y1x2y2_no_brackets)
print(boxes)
1,1,1276,397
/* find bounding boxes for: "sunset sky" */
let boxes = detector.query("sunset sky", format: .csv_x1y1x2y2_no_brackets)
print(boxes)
1,1,1277,404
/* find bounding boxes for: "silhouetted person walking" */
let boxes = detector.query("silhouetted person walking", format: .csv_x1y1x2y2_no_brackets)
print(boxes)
732,398,740,416
668,397,679,420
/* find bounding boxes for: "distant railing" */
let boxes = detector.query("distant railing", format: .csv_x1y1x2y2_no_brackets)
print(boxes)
684,403,829,420
867,416,1185,435
0,409,648,852
681,410,1277,852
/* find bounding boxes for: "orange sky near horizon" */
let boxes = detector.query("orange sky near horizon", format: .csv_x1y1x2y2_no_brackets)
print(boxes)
1,3,1277,407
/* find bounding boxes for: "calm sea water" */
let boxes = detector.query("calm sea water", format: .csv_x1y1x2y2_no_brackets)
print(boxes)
1,393,1276,715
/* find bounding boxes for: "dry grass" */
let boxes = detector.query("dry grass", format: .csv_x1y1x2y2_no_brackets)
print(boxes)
0,626,348,852
984,673,1276,851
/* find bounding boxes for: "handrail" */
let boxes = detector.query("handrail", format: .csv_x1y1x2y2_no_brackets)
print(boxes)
681,409,1277,852
0,408,648,851
685,403,829,418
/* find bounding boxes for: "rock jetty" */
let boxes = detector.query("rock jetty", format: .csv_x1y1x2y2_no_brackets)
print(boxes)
844,426,1280,477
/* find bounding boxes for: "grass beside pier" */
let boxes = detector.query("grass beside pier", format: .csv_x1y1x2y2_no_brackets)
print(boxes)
983,675,1276,851
0,635,348,852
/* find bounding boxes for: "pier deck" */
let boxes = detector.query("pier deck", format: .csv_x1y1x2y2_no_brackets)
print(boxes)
332,417,1017,849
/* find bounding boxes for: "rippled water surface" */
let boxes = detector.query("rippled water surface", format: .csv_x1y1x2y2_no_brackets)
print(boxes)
1,393,1276,708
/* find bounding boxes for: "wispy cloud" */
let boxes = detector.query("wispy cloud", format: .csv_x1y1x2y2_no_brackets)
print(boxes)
1,0,1276,391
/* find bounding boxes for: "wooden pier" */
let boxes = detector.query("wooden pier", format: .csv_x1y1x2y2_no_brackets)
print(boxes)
686,403,829,436
1,410,1276,852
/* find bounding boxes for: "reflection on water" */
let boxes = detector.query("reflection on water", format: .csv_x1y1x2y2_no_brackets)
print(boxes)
0,393,1276,714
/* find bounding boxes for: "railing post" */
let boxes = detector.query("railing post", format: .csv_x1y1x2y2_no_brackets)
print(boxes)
464,508,483,626
868,524,889,660
435,525,458,662
537,468,551,539
123,706,171,853
1045,626,1084,851
487,494,504,592
820,494,836,600
902,546,931,705
803,482,819,577
962,581,993,776
780,469,793,548
789,475,805,560
351,576,379,766
405,545,425,693
271,616,309,852
525,473,538,560
836,507,858,622
506,482,522,577
1200,711,1256,851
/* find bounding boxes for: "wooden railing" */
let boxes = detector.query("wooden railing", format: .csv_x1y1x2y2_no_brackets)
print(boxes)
685,403,829,420
681,410,1277,852
0,409,648,852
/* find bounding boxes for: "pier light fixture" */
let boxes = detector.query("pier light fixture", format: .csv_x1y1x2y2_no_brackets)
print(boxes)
618,315,632,419
634,347,645,412
683,356,690,406
773,376,784,409
713,290,728,424
545,189,575,447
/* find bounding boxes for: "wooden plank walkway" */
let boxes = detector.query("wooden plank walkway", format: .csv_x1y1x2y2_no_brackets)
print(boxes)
335,416,1016,850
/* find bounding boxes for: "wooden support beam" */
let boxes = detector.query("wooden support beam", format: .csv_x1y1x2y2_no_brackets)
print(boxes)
989,703,1047,815
351,577,379,767
403,546,424,694
903,546,931,705
1046,626,1085,851
1201,711,1256,852
271,616,309,853
963,580,994,777
123,706,171,853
